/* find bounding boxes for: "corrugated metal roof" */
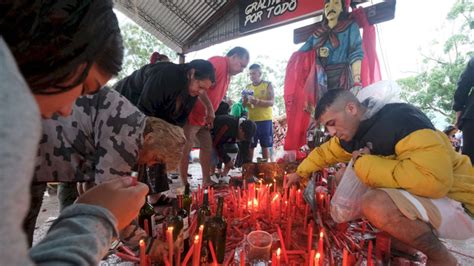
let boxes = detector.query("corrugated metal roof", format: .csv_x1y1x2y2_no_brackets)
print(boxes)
114,0,233,53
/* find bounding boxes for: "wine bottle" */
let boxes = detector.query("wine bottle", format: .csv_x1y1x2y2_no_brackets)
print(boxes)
177,192,190,259
205,196,227,263
197,189,211,226
183,183,192,213
138,200,156,237
145,163,168,194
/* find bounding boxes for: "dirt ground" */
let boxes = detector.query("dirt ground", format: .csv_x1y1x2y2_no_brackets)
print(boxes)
34,161,474,265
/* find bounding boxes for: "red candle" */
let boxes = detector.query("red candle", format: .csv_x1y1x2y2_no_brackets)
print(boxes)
139,239,147,266
309,250,315,266
285,208,293,248
271,250,277,266
166,227,174,266
192,235,200,266
273,178,277,193
315,252,321,266
276,248,281,266
276,226,289,263
240,249,245,266
297,189,301,208
367,240,373,266
342,248,348,266
318,230,324,264
143,218,149,236
304,204,309,230
307,223,313,261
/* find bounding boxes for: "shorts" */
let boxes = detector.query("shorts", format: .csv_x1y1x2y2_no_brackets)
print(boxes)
251,120,273,148
380,188,474,240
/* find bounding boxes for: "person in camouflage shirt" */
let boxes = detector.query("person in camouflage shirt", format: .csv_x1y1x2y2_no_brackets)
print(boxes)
26,87,185,246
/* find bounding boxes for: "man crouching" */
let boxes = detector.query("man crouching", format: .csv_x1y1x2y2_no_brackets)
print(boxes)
286,88,474,265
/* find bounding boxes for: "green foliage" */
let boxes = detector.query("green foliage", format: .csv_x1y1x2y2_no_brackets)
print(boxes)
398,0,473,124
116,22,177,81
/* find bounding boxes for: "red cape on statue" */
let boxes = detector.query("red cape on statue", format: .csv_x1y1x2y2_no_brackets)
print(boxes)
283,8,381,151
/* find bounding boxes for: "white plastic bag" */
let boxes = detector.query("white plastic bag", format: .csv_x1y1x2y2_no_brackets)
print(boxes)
330,159,369,223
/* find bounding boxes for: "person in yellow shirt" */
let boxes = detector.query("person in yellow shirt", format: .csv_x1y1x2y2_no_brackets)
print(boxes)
286,89,474,266
244,64,275,161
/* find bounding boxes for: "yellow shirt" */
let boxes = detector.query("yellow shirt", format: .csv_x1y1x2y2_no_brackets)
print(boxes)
247,81,272,121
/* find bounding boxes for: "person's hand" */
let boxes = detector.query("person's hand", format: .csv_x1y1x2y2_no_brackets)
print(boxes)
352,146,371,162
285,172,302,188
76,176,149,230
249,96,259,106
205,111,215,128
334,164,347,185
223,160,234,176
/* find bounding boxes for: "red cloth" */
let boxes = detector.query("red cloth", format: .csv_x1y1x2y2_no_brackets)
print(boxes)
352,7,382,87
283,9,381,151
283,49,315,151
188,56,230,126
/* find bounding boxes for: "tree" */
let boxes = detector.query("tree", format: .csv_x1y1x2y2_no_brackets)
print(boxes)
398,0,473,124
115,22,177,81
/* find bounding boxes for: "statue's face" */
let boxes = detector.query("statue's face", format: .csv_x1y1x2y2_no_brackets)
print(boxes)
324,0,342,21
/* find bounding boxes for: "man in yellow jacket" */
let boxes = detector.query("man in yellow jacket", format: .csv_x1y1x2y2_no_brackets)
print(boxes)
286,89,474,266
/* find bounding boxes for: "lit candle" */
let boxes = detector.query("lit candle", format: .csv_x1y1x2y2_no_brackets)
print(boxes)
240,249,245,266
276,248,281,266
271,250,277,266
315,252,321,266
139,239,147,266
166,227,174,266
276,226,289,263
192,235,200,266
317,230,324,264
198,225,204,261
273,178,277,193
297,189,301,208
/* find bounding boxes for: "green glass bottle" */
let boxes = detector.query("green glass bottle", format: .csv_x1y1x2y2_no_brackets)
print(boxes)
138,201,155,237
205,196,227,263
197,189,211,226
183,183,192,213
177,193,190,259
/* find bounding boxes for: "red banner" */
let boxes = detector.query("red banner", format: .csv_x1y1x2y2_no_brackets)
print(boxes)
239,0,324,33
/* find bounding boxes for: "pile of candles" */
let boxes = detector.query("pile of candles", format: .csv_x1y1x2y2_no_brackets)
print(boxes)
129,169,405,265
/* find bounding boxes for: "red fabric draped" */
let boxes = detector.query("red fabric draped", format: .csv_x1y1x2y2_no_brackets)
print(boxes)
283,8,381,151
283,49,315,151
352,7,382,87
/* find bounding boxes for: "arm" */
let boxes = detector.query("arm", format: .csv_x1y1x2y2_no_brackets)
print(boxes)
348,22,363,84
250,83,275,107
29,204,118,265
296,137,352,183
212,124,231,164
198,91,215,126
354,129,453,198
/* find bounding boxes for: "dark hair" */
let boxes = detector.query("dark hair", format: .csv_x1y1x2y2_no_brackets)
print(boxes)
240,120,256,141
315,89,357,120
443,125,457,135
0,0,124,94
323,0,349,22
249,64,261,71
188,59,216,83
150,52,170,64
226,46,249,59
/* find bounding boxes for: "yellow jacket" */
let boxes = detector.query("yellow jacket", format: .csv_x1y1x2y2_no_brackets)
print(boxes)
297,129,474,213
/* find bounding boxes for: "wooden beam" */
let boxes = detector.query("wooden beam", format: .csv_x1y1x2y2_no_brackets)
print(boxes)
294,0,396,45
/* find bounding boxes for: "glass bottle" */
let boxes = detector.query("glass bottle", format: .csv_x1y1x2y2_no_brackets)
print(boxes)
205,196,227,263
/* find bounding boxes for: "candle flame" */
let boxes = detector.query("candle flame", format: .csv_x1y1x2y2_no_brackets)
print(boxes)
167,226,174,231
139,239,145,246
272,194,279,201
199,225,204,230
320,231,324,238
320,194,324,199
273,178,276,182
195,235,199,241
277,248,281,256
297,189,301,193
316,252,321,259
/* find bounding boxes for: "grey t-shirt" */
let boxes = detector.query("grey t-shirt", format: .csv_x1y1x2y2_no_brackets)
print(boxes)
34,87,146,183
0,38,118,265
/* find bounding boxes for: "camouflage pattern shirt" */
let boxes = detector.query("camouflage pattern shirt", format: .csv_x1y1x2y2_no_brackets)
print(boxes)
34,87,146,183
